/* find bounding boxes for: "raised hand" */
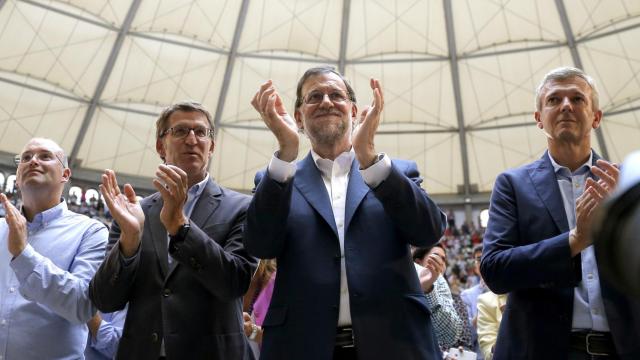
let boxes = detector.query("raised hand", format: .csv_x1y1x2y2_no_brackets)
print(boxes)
251,80,299,162
99,169,144,257
569,160,619,256
418,252,446,293
353,78,384,169
0,193,27,257
152,164,188,235
588,159,619,199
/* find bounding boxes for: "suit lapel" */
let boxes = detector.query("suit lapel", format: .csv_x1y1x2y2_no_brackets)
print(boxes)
528,151,569,233
189,178,222,229
146,194,169,277
344,159,370,231
294,153,339,238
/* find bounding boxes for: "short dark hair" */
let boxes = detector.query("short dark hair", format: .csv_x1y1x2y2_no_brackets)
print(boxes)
412,242,446,262
472,244,483,256
155,100,214,140
294,65,357,110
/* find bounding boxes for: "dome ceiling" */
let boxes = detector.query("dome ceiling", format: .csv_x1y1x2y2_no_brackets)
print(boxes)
0,0,638,199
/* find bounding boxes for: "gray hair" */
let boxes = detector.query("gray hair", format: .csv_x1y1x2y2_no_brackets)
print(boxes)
535,67,599,112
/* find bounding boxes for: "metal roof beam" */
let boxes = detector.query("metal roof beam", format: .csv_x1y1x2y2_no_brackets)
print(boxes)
19,0,117,30
443,0,471,199
555,0,609,159
0,75,87,103
68,0,142,170
209,0,251,173
337,0,351,74
129,31,229,55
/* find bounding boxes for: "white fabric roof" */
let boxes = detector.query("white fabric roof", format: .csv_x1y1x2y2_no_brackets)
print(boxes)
1,0,639,197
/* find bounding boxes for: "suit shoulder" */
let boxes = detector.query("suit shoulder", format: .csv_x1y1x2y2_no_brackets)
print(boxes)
495,159,541,183
219,186,251,203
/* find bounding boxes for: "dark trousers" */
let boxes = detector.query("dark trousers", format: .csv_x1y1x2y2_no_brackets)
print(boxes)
333,345,357,360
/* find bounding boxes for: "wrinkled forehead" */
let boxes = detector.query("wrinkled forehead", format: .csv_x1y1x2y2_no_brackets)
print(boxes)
301,72,348,95
167,110,211,127
542,77,592,98
21,139,64,155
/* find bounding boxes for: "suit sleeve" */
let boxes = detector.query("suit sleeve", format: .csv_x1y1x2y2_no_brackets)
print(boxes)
372,160,446,247
480,172,579,294
244,170,294,259
89,219,140,312
168,196,257,301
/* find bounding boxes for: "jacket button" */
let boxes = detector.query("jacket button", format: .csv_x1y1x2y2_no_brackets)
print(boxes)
190,258,198,267
151,332,159,342
163,288,171,297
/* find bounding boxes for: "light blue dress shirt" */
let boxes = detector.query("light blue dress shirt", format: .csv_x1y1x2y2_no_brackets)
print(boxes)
85,305,128,360
548,151,610,332
0,200,107,360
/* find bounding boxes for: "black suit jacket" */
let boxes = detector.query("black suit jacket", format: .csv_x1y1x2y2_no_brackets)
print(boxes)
90,179,257,359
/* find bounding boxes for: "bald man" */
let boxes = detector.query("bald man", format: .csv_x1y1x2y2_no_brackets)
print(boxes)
0,138,107,359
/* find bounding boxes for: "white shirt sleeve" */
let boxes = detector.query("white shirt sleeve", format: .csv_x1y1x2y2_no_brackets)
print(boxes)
267,151,297,183
360,153,391,188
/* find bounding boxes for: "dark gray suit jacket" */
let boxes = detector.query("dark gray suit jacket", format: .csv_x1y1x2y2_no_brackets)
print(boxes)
90,179,257,359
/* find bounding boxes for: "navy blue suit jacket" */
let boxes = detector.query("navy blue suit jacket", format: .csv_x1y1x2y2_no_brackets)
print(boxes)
481,151,640,359
245,153,446,360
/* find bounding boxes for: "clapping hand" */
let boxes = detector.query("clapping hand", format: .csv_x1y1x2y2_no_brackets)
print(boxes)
99,169,144,257
353,78,384,169
251,80,299,162
0,193,27,257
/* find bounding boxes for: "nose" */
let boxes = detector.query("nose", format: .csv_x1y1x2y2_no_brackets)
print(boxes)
561,97,573,112
318,93,334,108
184,129,199,144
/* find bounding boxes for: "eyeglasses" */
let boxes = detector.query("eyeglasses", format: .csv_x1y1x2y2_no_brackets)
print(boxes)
161,126,213,139
303,90,351,105
15,151,65,167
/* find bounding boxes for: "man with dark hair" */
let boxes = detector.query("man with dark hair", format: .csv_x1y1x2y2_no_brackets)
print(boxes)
481,67,640,358
413,244,465,349
90,101,257,359
0,138,107,359
245,66,446,359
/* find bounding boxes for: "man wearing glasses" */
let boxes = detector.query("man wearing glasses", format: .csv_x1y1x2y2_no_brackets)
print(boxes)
90,101,257,359
0,138,107,359
245,66,446,359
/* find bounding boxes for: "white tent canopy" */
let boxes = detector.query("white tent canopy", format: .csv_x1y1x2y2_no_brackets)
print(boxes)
1,0,639,200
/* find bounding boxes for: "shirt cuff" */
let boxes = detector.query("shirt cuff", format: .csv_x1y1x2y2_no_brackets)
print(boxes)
360,153,391,188
90,319,108,346
10,244,40,283
267,151,297,183
118,247,138,267
423,287,440,310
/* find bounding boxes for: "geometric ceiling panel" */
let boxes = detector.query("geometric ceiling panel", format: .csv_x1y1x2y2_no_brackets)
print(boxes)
1,0,639,198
